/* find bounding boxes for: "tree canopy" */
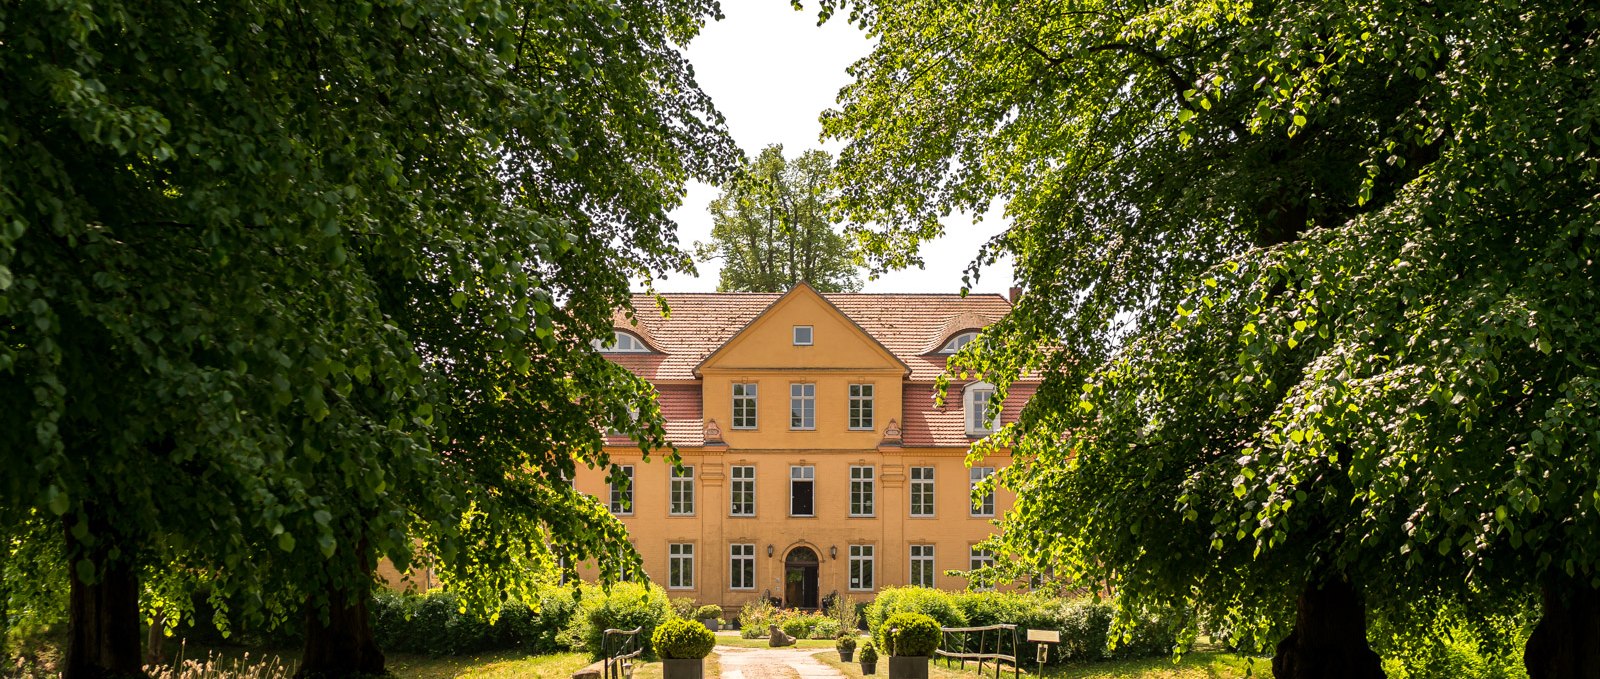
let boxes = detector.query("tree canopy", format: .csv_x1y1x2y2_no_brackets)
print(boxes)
0,0,732,674
695,144,863,292
816,0,1600,676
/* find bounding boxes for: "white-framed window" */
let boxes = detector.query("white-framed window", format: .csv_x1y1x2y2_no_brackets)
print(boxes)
939,331,978,354
849,545,875,591
965,382,996,435
669,543,694,589
970,467,996,517
729,543,756,590
730,465,755,516
609,465,634,515
910,545,936,587
849,465,875,517
910,467,935,517
790,465,815,517
793,325,814,345
732,383,758,429
969,546,995,590
848,384,874,430
670,466,695,515
790,383,816,430
592,331,650,353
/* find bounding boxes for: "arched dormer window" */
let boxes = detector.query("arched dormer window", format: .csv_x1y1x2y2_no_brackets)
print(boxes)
939,331,979,354
592,331,650,353
964,381,996,436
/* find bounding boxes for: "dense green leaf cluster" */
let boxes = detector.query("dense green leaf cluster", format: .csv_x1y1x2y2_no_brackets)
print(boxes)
0,0,732,653
814,0,1599,663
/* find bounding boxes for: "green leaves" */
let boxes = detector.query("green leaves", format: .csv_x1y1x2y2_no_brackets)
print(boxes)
1,0,733,643
822,0,1600,655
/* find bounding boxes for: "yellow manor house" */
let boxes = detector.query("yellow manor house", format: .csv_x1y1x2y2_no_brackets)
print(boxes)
572,284,1035,611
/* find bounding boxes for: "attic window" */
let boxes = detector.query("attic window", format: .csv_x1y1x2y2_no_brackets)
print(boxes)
593,331,649,353
940,332,978,354
793,325,813,346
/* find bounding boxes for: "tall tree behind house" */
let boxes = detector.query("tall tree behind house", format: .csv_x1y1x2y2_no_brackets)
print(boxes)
697,145,863,292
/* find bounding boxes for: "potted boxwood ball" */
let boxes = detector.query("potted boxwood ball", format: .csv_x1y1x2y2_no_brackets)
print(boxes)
883,612,940,679
652,617,716,679
858,640,879,675
836,633,858,662
694,605,724,631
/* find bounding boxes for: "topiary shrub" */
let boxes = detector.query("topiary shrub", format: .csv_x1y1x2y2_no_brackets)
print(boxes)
837,633,858,651
652,617,715,659
881,612,941,657
694,604,723,621
859,640,879,664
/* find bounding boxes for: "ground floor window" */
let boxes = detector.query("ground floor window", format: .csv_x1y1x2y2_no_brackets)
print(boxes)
910,544,936,587
669,543,694,589
730,543,755,590
849,544,875,591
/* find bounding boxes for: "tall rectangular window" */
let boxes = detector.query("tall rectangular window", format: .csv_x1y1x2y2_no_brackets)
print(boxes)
970,467,995,517
729,543,755,590
849,545,875,591
910,545,936,588
790,465,815,517
670,466,695,515
730,465,755,517
967,386,995,435
849,466,875,517
790,383,816,429
910,467,935,517
969,547,995,590
669,543,694,589
732,383,758,430
848,384,874,430
609,465,634,515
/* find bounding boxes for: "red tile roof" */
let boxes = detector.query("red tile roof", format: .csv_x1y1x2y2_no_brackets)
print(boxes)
610,292,1015,382
900,382,1036,448
604,290,1033,448
605,383,704,448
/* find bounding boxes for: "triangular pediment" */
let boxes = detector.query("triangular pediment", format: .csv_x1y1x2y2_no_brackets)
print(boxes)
695,283,909,376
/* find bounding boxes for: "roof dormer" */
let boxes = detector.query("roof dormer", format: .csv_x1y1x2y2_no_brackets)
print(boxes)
592,330,654,353
937,331,979,354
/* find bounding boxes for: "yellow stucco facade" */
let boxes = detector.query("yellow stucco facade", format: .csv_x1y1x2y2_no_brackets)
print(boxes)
572,285,1026,611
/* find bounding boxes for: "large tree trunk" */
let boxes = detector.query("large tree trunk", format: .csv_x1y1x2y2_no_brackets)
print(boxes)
64,541,147,679
295,592,384,678
296,542,384,679
1524,577,1600,679
1271,578,1384,679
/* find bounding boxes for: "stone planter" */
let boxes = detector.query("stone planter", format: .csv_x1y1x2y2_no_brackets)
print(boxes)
860,660,877,675
662,658,704,679
888,655,929,679
839,648,855,662
699,619,719,632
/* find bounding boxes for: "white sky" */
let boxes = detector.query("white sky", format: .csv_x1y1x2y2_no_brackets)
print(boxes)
653,2,1015,295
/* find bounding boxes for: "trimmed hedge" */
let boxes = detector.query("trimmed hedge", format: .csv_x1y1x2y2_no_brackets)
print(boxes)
864,589,1176,665
370,590,567,656
693,604,723,621
882,612,941,657
652,618,715,659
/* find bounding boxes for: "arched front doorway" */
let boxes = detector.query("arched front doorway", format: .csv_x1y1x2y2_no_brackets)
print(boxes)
783,546,820,609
